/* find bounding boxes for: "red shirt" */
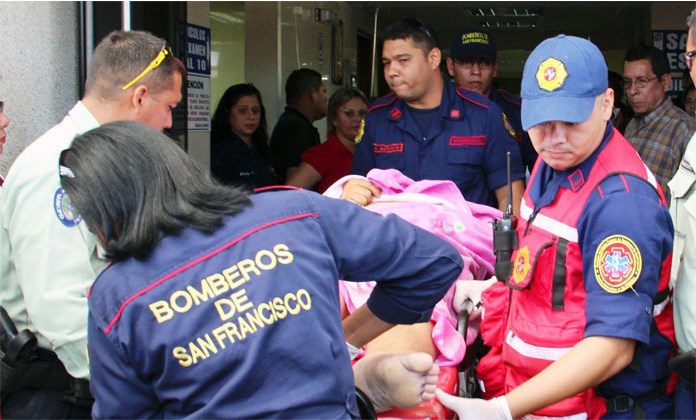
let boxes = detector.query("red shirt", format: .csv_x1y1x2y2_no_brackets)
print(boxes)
302,132,354,193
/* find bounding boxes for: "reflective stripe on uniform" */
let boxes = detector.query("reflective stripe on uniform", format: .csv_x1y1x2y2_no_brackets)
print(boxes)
521,199,578,242
506,330,573,361
522,412,588,420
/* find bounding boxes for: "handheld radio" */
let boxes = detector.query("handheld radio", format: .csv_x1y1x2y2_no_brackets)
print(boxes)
492,152,519,281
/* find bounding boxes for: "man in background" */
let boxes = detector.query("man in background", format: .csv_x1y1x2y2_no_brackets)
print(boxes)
0,30,184,418
346,18,525,215
270,68,328,183
623,45,696,200
447,27,537,173
667,7,696,418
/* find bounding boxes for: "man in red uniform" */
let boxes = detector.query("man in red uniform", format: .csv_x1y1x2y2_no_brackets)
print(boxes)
437,34,676,419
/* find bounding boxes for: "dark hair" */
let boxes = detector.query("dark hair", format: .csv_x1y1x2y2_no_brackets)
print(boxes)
86,30,185,100
608,70,625,102
382,18,440,54
624,45,670,78
327,88,369,134
285,68,323,106
59,121,251,261
211,83,271,160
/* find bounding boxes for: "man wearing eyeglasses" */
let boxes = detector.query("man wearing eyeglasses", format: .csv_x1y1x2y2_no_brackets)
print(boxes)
623,45,696,201
346,18,525,217
446,27,537,174
0,30,184,418
667,8,696,420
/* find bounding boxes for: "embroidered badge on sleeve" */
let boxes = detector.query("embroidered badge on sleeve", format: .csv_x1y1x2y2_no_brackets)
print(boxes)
593,235,642,293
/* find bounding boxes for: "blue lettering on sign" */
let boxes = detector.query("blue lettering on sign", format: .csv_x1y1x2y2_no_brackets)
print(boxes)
186,23,211,75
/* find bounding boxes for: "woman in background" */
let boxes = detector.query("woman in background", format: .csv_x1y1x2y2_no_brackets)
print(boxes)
210,84,277,189
286,88,368,193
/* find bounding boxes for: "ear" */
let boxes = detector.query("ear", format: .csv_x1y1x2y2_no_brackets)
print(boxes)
601,88,615,121
492,59,500,79
446,57,455,77
660,73,672,93
428,47,442,70
131,85,150,109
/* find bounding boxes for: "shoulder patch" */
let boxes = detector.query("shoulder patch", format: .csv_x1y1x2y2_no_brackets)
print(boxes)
355,119,365,144
54,187,82,227
593,235,642,293
502,113,517,139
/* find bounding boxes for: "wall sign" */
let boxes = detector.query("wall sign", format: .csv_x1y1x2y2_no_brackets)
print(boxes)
187,23,211,131
653,30,688,98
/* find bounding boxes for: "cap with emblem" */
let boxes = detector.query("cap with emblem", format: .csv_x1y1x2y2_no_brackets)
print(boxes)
450,28,497,62
520,34,608,131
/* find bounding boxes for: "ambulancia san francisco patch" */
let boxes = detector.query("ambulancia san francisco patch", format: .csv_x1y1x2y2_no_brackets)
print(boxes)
512,246,531,285
536,57,567,92
593,235,642,293
54,187,82,227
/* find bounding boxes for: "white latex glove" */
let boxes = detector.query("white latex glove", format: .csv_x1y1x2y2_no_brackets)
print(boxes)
436,389,512,420
453,277,497,319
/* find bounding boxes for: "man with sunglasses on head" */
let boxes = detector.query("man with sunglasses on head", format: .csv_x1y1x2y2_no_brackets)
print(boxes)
0,30,183,418
345,18,525,217
447,27,537,174
623,45,696,201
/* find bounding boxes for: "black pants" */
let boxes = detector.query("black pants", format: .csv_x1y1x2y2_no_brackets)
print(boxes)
1,349,92,419
2,389,92,419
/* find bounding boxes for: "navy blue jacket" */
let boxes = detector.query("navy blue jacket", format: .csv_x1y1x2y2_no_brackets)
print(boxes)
352,81,525,207
88,189,463,419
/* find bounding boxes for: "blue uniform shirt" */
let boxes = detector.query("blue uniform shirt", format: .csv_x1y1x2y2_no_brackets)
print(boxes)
527,124,675,406
352,81,525,207
489,89,538,173
87,189,463,419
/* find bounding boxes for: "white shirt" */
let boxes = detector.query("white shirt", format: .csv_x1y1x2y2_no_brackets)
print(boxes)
0,101,106,379
668,133,696,354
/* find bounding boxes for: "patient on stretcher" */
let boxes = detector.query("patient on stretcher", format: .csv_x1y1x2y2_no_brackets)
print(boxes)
325,169,500,413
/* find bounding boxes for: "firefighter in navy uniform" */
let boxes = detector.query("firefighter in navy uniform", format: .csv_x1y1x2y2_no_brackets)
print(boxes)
345,18,525,216
446,27,538,174
58,121,463,418
437,35,676,420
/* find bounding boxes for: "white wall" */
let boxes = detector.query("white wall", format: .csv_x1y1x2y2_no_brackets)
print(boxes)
0,1,79,177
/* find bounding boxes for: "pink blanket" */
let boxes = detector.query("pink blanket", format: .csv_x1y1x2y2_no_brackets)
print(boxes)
324,169,501,366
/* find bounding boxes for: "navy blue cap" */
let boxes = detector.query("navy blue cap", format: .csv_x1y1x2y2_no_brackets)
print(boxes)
521,35,608,131
450,28,497,62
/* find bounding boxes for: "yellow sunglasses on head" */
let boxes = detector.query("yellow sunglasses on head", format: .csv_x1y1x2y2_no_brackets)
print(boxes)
121,44,173,91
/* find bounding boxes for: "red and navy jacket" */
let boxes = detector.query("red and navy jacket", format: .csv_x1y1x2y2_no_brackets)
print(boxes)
352,81,525,208
87,188,463,419
480,126,675,418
